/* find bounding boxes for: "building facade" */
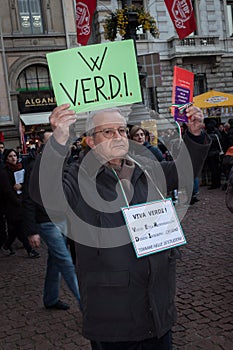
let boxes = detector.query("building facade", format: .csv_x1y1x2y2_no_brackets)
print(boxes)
0,0,77,147
96,0,233,124
0,0,233,146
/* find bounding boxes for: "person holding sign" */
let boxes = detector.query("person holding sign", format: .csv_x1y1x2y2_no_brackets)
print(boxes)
29,104,210,349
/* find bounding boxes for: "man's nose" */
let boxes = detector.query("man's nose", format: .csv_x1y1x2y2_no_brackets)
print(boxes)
113,129,122,138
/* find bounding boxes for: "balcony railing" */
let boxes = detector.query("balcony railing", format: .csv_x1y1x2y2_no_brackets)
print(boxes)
167,36,224,57
179,37,216,47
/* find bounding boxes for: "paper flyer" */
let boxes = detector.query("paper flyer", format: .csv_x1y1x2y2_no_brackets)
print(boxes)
172,66,194,123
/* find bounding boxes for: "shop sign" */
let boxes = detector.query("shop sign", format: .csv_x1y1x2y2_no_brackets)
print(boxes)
17,90,56,113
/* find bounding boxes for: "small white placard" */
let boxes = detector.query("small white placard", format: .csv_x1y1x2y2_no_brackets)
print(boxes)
121,198,186,258
14,169,25,194
14,169,25,184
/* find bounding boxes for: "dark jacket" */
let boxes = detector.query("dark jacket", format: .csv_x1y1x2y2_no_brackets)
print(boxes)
206,129,222,157
22,153,51,237
227,127,233,147
143,141,164,162
0,166,23,222
129,141,164,162
29,131,210,342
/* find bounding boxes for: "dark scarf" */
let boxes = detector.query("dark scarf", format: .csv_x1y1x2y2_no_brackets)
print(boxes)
5,162,23,172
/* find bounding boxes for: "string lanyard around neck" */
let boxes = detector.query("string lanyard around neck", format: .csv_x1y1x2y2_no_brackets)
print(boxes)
111,158,165,209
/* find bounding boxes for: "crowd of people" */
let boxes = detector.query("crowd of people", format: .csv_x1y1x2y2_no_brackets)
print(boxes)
1,105,233,349
200,118,233,191
0,134,82,311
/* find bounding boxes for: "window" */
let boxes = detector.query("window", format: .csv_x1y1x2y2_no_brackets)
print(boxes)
16,65,52,91
227,1,233,36
122,1,143,7
18,0,43,34
148,87,158,112
194,74,207,96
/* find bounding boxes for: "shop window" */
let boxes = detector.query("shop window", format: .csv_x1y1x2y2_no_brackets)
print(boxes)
16,65,52,91
18,0,43,34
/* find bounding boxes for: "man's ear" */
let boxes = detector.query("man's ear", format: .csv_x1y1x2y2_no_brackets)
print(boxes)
85,136,95,149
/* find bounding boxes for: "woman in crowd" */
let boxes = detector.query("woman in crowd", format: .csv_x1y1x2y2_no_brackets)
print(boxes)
0,149,39,258
129,126,164,162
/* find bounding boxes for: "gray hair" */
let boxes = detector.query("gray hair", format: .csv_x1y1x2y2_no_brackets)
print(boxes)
85,108,125,135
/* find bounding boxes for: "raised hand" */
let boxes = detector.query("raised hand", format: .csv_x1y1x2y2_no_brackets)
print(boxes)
186,106,205,136
49,104,77,145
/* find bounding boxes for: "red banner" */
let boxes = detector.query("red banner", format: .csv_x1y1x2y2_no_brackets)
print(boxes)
19,121,27,154
164,0,196,39
0,132,4,142
76,0,97,45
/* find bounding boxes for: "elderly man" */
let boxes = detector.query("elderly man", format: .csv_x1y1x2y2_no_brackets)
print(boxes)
30,103,210,350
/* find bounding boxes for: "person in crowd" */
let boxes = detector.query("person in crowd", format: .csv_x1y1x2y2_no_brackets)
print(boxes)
189,177,200,205
23,132,81,310
129,125,164,162
0,185,7,250
221,145,233,190
180,123,201,204
67,138,83,164
16,145,23,161
0,149,40,257
218,123,230,153
0,142,6,170
205,120,223,189
29,103,210,350
225,164,233,213
0,142,7,249
227,118,233,147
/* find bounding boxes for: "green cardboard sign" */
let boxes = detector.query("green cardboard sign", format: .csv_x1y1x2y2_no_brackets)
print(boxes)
46,40,142,114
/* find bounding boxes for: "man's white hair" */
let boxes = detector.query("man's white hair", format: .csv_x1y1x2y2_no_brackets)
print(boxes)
85,108,126,135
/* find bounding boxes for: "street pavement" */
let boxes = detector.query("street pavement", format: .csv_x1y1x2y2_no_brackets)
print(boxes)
0,186,232,349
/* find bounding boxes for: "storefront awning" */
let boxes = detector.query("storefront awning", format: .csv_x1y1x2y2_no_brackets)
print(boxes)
20,112,51,125
193,90,233,108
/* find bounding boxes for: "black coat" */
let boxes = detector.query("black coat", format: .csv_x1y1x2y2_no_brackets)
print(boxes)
0,166,23,222
29,132,211,342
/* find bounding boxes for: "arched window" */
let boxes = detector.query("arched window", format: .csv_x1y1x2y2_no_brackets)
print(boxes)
16,65,52,91
16,64,56,114
18,0,43,34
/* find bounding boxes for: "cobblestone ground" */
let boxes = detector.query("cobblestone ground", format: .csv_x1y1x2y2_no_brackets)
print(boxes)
0,187,232,349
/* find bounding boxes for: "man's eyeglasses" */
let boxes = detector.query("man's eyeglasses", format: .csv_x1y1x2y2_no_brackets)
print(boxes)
92,127,128,139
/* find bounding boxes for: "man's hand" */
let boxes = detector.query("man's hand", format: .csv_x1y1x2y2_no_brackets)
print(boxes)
28,234,41,248
49,104,77,145
186,106,205,136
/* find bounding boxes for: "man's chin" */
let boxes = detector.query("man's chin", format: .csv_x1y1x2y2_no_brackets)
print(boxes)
112,148,128,158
